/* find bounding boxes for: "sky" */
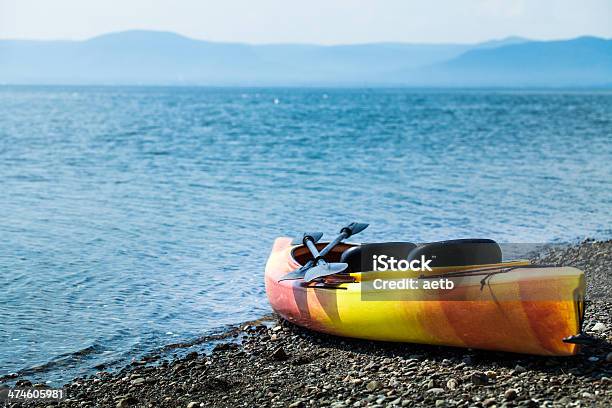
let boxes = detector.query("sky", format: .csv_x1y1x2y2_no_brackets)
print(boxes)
1,0,611,44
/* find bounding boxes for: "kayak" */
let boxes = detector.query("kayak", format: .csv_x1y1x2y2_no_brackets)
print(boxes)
265,237,586,356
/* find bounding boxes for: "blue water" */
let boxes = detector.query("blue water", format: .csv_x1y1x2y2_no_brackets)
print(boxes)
1,87,611,384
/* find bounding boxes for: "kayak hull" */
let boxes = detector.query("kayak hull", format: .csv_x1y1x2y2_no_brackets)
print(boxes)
265,237,585,356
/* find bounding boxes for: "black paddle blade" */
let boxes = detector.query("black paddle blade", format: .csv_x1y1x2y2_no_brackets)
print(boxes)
278,266,309,281
342,222,369,237
304,262,348,283
291,232,324,245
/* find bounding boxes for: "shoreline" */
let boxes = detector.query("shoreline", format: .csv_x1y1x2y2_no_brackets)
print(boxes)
6,240,612,407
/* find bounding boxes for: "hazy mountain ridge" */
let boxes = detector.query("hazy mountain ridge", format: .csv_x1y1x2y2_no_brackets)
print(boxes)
407,36,612,86
0,30,609,86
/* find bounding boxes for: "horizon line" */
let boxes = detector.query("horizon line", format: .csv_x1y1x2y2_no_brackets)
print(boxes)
1,29,609,47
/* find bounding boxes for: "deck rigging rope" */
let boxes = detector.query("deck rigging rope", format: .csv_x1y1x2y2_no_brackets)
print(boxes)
417,264,560,291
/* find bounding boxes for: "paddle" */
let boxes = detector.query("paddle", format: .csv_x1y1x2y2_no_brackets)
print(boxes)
291,232,324,246
301,234,348,283
278,222,369,282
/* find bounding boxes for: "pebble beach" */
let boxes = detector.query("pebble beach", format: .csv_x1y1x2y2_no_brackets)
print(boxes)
5,240,611,408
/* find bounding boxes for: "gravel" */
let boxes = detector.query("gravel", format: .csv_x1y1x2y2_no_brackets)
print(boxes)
5,240,611,407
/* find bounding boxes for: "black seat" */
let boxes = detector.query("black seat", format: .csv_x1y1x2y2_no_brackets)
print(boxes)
340,242,417,273
407,238,501,267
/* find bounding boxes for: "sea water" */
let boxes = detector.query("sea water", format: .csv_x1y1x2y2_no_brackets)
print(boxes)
1,86,611,383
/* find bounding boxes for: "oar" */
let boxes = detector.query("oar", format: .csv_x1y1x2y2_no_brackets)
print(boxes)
301,234,348,283
303,222,369,282
279,222,368,281
291,232,324,246
279,222,369,281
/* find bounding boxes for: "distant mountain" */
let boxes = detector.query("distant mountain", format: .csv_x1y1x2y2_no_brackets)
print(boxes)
0,30,477,85
474,36,530,50
0,31,265,84
406,36,612,86
0,30,609,86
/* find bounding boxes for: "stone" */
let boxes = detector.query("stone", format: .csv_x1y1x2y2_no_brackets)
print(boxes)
485,370,497,379
116,397,137,408
591,322,606,332
504,389,518,400
435,399,446,407
470,371,489,386
446,379,458,390
116,400,130,408
270,347,288,361
213,343,234,352
130,377,145,385
426,388,445,395
557,396,570,405
366,380,380,392
186,403,200,408
514,364,527,374
483,397,496,407
185,351,198,360
606,352,612,363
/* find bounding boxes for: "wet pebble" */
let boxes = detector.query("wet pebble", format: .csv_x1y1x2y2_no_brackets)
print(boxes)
504,388,518,400
270,346,288,361
366,380,380,392
470,371,489,386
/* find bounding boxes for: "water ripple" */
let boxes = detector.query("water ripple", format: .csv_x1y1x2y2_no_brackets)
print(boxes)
0,86,611,383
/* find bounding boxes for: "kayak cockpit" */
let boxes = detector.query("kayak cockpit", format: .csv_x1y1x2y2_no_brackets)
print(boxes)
291,242,356,266
291,239,504,274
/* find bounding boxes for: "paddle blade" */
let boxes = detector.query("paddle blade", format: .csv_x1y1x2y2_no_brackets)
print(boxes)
304,262,348,282
278,266,308,281
342,222,369,237
291,232,324,245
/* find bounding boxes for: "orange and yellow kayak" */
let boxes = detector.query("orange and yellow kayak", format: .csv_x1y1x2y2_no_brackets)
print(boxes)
265,237,585,356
